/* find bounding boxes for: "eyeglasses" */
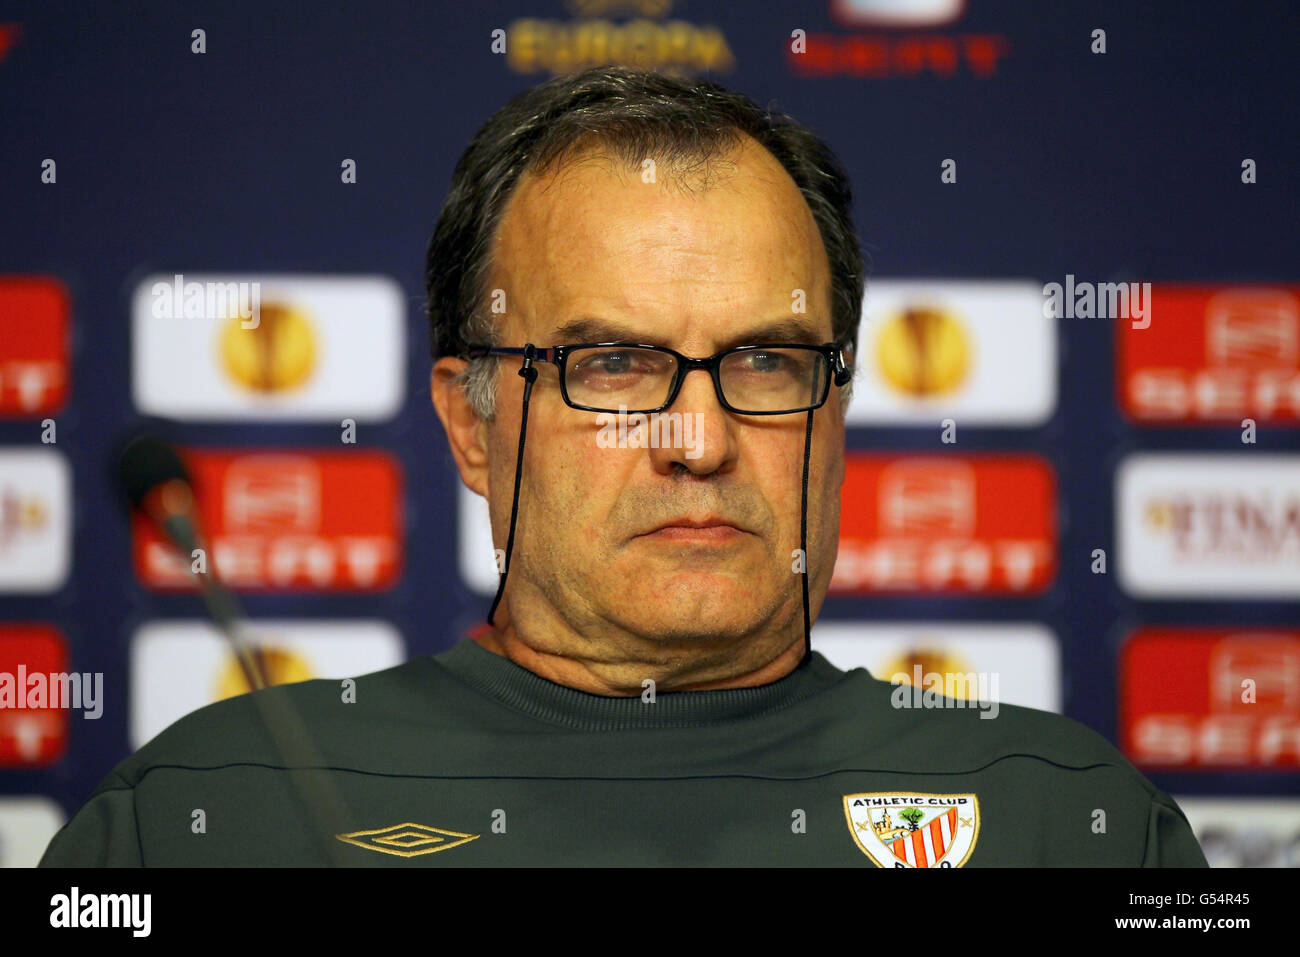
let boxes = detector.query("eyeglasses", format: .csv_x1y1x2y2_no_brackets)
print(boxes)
463,341,850,415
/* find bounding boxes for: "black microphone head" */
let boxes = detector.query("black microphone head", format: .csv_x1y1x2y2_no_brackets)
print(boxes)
119,434,191,510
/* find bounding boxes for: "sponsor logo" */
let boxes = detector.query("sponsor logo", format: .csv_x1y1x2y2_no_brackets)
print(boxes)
505,1,735,76
849,281,1055,425
1117,454,1300,597
1118,285,1300,423
1174,797,1300,868
218,301,317,392
335,822,480,858
0,448,71,594
831,0,966,27
131,449,403,591
844,792,980,867
129,619,404,748
0,796,64,867
877,304,971,396
459,484,499,595
812,622,1062,712
0,277,69,416
832,454,1057,593
795,0,1010,79
1121,629,1300,768
0,624,69,766
132,273,404,421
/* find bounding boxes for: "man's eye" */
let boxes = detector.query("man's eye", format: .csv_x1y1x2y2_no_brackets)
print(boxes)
742,351,789,373
576,351,638,375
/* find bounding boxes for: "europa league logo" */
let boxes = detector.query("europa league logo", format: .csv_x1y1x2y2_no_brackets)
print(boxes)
220,302,318,393
875,304,972,397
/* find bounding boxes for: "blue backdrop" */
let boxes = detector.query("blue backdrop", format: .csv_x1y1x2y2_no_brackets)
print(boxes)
1,0,1298,836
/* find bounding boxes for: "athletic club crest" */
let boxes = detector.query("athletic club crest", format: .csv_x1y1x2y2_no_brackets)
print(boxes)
843,792,980,868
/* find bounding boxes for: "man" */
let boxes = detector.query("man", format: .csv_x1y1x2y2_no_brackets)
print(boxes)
41,66,1206,867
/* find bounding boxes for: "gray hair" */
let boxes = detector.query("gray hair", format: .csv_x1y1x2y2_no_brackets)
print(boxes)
424,65,866,420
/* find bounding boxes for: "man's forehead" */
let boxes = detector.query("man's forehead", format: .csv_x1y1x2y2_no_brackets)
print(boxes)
548,315,830,349
487,136,831,340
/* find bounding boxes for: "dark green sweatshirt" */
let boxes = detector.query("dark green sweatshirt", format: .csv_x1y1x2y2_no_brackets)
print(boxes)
40,638,1207,867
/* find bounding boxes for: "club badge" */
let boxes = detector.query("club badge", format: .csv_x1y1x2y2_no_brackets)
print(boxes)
844,792,980,867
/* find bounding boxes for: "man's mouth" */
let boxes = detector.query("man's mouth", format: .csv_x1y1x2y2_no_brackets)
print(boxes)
637,517,747,543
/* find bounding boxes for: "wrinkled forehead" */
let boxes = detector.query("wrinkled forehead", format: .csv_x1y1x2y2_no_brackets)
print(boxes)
487,136,832,345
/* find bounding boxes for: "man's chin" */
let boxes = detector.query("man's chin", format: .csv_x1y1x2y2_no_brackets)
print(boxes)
604,579,781,640
612,614,757,646
652,568,765,602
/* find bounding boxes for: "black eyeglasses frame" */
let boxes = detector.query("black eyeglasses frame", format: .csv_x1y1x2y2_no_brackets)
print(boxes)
462,340,851,416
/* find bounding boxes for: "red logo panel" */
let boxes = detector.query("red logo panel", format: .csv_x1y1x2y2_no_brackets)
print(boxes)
1118,285,1300,423
1121,628,1300,769
132,449,403,591
832,454,1057,593
0,623,68,767
0,277,69,417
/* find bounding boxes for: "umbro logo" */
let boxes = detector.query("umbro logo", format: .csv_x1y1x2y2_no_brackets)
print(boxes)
335,821,480,858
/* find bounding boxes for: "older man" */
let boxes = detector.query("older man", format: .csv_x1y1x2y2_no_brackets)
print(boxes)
42,66,1206,867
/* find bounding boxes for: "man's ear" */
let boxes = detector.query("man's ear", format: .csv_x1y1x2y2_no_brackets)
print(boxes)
431,358,490,498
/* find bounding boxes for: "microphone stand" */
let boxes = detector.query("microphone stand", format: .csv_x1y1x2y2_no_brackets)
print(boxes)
147,479,355,866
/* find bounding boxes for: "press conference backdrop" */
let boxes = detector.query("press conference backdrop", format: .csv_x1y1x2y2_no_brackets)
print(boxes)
2,0,1299,867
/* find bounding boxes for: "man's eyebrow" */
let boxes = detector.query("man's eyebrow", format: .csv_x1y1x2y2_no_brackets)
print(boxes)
548,316,829,348
720,318,827,348
550,317,645,344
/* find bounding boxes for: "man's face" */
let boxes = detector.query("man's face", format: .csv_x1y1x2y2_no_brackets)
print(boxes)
436,135,846,688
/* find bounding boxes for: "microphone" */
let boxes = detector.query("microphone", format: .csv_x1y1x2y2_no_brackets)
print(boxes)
119,433,206,568
118,434,264,690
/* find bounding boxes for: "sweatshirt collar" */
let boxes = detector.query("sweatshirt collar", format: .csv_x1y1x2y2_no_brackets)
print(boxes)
434,637,849,731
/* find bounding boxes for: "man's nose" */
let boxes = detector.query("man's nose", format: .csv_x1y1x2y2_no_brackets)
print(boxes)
646,366,737,475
